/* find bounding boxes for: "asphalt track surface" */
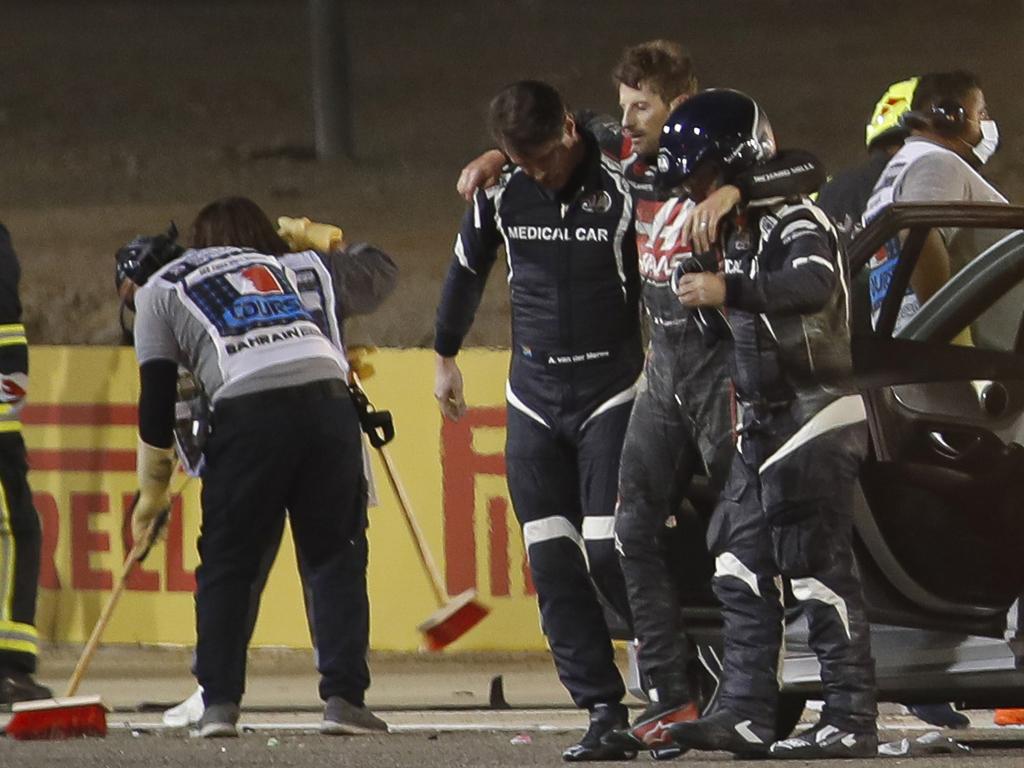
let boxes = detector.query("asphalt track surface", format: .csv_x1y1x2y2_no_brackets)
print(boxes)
2,648,1023,767
1,719,1023,768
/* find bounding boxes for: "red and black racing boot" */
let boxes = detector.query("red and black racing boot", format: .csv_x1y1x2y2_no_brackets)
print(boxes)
667,708,774,757
602,670,699,752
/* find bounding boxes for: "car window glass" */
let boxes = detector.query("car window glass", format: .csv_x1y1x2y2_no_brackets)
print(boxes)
877,226,1022,345
919,228,1021,350
970,269,1024,353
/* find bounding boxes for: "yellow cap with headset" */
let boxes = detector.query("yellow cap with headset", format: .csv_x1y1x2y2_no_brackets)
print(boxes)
865,76,919,149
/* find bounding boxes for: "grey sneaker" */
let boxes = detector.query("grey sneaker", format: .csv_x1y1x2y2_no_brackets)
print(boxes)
197,702,240,738
321,696,389,735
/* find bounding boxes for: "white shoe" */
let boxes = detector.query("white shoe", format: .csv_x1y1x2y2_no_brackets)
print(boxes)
164,685,205,727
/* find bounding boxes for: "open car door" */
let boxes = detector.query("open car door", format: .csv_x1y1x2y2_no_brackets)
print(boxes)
848,203,1024,635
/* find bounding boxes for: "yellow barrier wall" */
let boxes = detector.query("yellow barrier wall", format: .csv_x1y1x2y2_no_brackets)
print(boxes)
27,346,546,650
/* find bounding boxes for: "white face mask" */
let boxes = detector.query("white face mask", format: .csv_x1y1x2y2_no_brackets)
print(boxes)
972,119,999,164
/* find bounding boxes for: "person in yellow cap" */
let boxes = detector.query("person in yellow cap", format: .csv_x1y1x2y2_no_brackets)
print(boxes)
817,77,919,241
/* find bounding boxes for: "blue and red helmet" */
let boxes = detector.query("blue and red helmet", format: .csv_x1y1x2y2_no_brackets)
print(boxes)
656,89,776,191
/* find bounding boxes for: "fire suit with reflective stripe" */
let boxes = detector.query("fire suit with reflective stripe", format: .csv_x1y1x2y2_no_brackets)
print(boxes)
435,128,641,709
609,142,826,693
709,200,876,734
0,224,41,672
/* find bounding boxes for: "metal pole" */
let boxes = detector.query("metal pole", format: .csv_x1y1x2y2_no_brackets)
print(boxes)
309,0,353,160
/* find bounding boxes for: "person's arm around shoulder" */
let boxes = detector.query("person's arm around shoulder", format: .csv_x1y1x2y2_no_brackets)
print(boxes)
682,151,827,252
457,150,508,202
721,214,837,315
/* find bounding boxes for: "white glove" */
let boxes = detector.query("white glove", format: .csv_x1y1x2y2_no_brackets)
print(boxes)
134,438,176,544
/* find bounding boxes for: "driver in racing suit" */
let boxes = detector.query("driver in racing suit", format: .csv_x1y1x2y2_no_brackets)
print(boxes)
659,90,877,759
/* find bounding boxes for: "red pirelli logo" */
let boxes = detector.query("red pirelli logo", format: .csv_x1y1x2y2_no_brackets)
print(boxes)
441,407,535,599
23,403,196,594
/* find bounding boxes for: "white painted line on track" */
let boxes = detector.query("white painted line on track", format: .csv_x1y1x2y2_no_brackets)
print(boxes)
105,720,1020,734
108,722,582,733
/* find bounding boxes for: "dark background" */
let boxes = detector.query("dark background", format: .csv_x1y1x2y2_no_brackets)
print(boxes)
3,0,1022,345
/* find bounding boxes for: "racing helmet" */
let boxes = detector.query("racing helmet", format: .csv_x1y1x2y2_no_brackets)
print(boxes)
656,89,776,191
865,76,918,149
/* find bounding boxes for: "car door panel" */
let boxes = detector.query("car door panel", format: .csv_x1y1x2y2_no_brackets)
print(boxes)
850,205,1024,620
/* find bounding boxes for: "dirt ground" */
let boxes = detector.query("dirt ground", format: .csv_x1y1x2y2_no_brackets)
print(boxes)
3,1,1024,347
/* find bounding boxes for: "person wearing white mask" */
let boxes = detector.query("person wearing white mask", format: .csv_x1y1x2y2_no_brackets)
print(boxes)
863,70,1007,333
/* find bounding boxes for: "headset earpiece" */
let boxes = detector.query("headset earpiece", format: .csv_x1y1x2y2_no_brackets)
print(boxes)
929,100,967,133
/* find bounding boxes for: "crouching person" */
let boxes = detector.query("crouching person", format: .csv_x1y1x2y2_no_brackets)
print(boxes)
128,197,385,738
659,90,878,758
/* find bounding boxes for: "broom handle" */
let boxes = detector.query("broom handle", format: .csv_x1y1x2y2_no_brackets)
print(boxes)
64,542,140,697
350,371,448,606
64,476,188,697
376,443,446,607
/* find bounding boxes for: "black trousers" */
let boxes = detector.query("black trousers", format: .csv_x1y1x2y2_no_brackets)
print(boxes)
615,326,734,687
0,437,41,673
195,381,369,707
190,517,316,682
504,355,636,710
708,411,876,733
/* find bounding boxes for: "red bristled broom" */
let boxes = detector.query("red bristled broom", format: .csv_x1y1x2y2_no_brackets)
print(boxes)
351,371,489,650
377,441,490,650
5,497,173,739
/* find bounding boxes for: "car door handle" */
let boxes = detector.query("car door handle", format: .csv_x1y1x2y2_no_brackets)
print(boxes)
928,431,983,461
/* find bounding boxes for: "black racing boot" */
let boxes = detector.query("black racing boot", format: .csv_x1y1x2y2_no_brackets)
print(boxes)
603,670,698,751
563,703,637,762
769,721,878,759
0,669,53,706
667,708,774,757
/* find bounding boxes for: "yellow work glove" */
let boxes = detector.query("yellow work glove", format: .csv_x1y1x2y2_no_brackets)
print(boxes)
346,345,377,381
134,438,176,544
277,216,345,253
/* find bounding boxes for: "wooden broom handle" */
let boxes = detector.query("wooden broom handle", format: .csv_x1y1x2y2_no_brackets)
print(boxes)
350,371,448,606
376,443,447,607
64,476,188,697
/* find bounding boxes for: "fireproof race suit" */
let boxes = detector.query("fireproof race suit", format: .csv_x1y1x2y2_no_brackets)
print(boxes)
708,199,876,736
609,139,826,700
435,127,642,710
